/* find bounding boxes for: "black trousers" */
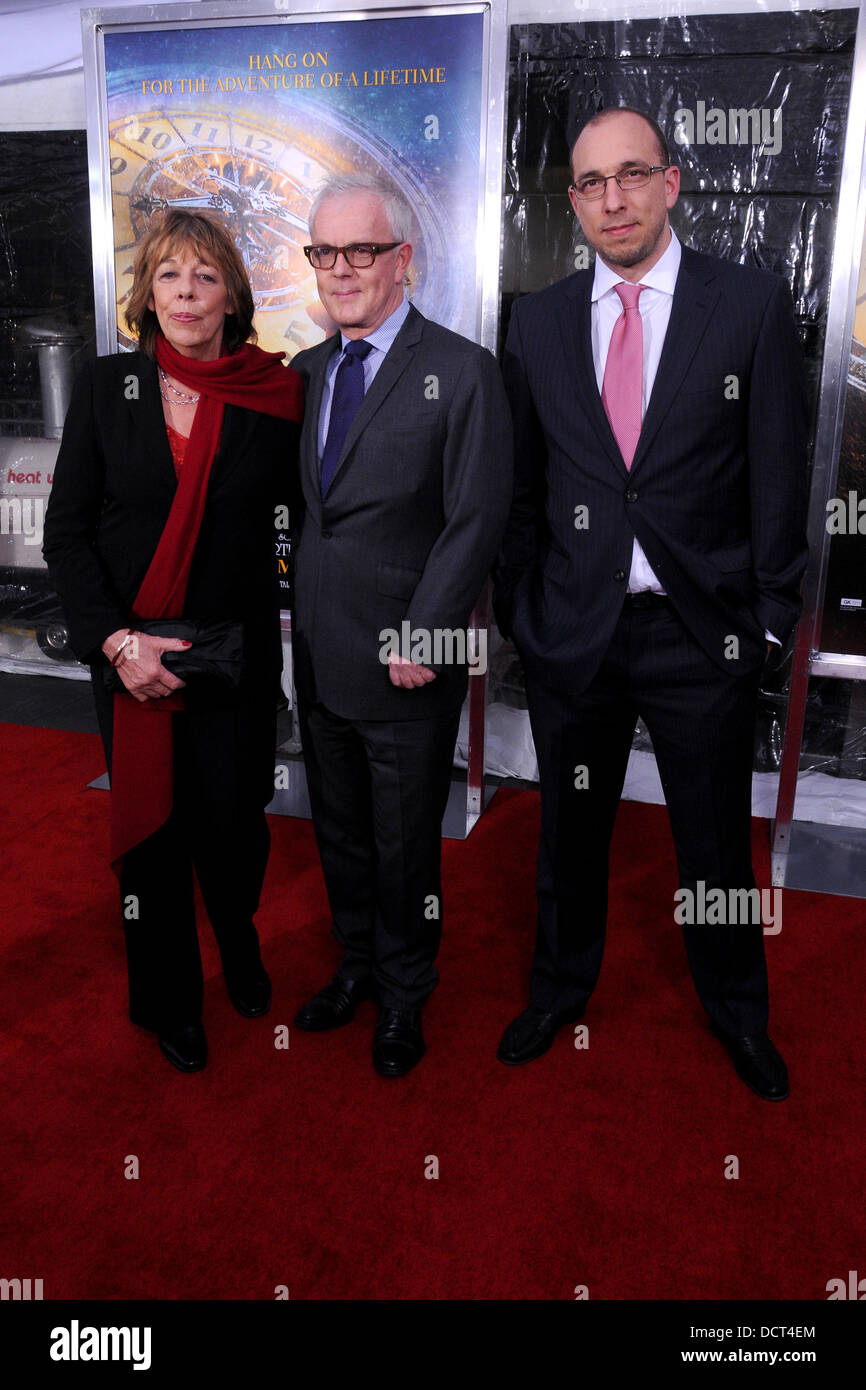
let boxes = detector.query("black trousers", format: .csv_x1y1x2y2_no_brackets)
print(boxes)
524,600,768,1037
93,676,275,1031
298,696,461,1011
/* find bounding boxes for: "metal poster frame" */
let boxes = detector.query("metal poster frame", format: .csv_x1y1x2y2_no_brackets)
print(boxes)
771,1,866,892
81,0,509,838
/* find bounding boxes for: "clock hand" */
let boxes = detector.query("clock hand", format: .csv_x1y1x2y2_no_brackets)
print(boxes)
131,193,219,215
200,172,308,230
246,220,307,248
245,192,308,231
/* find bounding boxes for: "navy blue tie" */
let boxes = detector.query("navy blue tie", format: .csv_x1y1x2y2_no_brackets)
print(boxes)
320,339,373,496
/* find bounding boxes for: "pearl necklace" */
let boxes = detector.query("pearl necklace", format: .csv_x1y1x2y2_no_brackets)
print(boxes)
158,366,199,405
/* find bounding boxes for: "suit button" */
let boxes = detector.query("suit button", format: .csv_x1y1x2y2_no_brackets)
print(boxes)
625,489,638,503
321,528,332,539
614,569,626,582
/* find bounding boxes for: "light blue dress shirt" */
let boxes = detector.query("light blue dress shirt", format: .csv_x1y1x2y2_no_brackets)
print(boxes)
317,296,412,460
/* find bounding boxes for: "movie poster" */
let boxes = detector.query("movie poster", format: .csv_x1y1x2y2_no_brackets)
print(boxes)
100,8,487,357
821,215,866,658
94,4,489,604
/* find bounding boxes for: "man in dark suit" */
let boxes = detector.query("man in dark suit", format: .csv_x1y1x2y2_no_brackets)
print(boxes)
493,107,808,1099
289,172,512,1077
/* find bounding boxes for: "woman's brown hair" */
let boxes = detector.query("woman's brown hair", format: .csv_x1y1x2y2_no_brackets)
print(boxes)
124,209,256,358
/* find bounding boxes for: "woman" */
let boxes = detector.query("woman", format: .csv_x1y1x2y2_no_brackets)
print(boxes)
43,209,303,1073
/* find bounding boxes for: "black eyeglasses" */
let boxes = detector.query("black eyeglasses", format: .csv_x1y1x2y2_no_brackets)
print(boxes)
569,164,669,200
303,242,402,269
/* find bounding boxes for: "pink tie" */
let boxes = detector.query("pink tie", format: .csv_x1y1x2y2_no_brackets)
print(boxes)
601,282,645,469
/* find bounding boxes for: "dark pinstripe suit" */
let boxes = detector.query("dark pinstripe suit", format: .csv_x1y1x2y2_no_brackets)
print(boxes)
494,245,809,1034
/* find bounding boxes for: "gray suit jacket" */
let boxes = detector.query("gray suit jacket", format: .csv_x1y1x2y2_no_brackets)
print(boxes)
290,303,513,720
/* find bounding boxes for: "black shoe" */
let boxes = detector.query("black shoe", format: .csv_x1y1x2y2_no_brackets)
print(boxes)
711,1026,789,1101
372,1008,425,1077
227,968,271,1018
294,974,374,1031
158,1023,207,1073
497,1003,585,1066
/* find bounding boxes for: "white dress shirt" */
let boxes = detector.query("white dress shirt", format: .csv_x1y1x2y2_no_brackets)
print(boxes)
590,230,776,642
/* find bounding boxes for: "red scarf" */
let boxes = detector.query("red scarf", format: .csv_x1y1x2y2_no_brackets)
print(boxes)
109,334,303,873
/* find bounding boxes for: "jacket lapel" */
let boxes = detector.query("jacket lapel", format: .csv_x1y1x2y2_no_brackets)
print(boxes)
127,355,263,495
561,274,627,475
208,402,257,488
322,304,423,498
629,246,720,475
566,245,721,478
129,355,177,493
300,335,339,509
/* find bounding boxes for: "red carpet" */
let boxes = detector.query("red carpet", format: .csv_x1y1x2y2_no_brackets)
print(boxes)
1,721,864,1300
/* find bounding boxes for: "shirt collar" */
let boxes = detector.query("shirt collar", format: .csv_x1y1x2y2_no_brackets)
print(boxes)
591,226,682,302
338,295,411,356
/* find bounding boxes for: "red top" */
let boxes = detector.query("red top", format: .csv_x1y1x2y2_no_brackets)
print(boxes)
165,423,189,477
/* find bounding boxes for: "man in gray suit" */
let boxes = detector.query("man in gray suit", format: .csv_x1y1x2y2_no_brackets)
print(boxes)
290,172,512,1077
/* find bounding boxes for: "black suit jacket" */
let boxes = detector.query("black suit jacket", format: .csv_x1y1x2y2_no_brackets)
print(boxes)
42,350,298,681
289,304,513,720
493,244,810,694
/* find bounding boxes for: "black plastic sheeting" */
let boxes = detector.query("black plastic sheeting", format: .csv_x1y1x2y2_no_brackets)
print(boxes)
503,12,857,373
491,8,860,777
0,130,94,437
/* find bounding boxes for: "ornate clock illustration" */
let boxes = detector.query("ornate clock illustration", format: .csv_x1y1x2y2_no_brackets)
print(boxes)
107,94,461,356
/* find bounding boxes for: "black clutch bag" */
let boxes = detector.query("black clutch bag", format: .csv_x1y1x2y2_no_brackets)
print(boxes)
102,619,245,693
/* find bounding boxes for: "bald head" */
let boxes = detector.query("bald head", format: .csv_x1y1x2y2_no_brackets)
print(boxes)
567,108,680,282
571,106,670,175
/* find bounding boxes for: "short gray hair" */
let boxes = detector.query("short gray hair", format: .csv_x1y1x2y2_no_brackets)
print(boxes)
308,172,415,244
